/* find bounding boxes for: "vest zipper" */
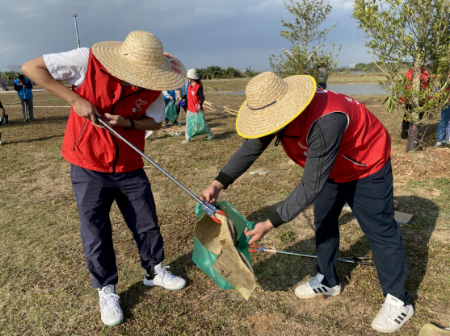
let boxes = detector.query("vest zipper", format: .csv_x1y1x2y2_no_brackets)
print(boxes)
100,68,142,173
73,120,88,151
342,155,367,173
110,89,139,174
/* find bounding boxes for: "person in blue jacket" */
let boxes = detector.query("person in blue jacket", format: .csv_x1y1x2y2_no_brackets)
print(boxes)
14,75,34,122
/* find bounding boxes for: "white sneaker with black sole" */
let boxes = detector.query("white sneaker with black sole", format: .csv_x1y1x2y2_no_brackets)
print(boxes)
143,263,186,290
98,285,124,327
295,273,341,299
371,294,414,333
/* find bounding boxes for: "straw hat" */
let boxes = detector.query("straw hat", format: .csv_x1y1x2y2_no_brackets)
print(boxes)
187,68,199,80
91,31,186,91
236,72,316,138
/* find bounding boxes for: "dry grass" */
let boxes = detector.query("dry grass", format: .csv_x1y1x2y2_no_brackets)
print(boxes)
0,91,449,335
202,74,383,93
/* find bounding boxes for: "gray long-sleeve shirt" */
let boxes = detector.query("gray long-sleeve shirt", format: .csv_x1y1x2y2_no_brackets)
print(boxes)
215,112,347,227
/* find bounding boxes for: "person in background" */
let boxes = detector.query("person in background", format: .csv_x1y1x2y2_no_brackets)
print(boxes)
311,58,329,90
14,74,34,122
400,67,428,141
181,69,213,143
163,89,178,127
22,31,187,327
0,99,5,145
434,105,450,147
317,61,329,90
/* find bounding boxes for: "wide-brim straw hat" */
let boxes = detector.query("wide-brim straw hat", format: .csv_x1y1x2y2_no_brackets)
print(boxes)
236,72,316,138
91,30,186,91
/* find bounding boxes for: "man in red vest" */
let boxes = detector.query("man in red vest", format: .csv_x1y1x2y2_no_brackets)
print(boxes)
201,72,413,333
22,31,187,327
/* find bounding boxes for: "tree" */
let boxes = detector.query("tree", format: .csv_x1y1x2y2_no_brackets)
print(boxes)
7,64,22,74
353,0,450,151
269,0,341,81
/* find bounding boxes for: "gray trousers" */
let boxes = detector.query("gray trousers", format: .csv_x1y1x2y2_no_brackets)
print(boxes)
20,98,34,121
185,110,213,141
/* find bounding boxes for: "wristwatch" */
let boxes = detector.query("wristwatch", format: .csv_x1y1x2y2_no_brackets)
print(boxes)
124,119,135,130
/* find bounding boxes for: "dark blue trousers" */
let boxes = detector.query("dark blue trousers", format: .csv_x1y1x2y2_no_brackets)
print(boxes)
71,164,164,288
313,159,410,305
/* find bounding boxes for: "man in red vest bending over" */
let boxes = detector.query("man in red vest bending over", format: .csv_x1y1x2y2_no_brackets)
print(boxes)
23,31,187,327
201,72,413,334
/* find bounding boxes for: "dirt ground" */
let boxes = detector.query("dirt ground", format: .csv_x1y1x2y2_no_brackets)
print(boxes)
0,89,449,335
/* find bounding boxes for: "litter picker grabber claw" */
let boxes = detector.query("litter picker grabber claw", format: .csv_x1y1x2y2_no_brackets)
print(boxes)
97,117,225,223
249,245,374,266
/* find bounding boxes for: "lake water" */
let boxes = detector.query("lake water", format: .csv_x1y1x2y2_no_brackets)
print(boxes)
219,83,388,96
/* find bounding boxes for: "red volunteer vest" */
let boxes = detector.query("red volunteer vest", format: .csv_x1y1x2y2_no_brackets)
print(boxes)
187,82,203,113
279,89,391,183
61,51,161,173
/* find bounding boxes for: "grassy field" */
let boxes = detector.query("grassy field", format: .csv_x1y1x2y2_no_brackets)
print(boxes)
203,74,382,92
0,89,449,335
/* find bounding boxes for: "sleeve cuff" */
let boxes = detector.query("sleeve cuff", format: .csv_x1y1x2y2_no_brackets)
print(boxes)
268,211,285,228
215,172,234,190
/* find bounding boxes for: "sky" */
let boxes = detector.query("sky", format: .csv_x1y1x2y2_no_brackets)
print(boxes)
0,0,372,72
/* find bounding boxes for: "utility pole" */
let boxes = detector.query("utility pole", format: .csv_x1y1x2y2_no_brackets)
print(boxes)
71,11,81,48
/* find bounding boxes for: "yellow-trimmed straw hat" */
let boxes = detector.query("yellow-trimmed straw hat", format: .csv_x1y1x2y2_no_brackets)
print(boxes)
91,30,186,91
236,72,316,138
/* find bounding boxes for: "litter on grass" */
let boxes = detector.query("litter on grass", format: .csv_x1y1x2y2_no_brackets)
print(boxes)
249,170,270,175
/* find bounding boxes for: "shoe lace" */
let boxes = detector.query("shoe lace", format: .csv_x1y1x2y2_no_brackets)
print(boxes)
103,293,121,314
157,266,177,285
378,302,402,321
308,275,323,290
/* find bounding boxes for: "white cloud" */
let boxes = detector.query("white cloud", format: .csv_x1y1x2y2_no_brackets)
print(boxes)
193,7,236,17
329,0,354,9
0,40,26,55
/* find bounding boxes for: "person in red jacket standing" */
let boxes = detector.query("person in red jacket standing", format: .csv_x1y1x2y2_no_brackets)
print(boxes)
181,68,214,143
201,72,413,334
22,31,187,327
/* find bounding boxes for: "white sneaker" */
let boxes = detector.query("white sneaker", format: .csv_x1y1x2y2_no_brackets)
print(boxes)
143,263,186,290
145,130,154,139
98,285,124,327
295,273,341,299
181,140,191,144
371,294,414,333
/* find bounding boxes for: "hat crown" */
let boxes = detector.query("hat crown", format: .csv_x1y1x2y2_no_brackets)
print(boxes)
119,31,164,66
246,72,289,110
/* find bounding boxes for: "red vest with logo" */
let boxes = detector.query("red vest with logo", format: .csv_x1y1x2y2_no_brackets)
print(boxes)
187,82,203,113
61,51,161,173
279,89,391,183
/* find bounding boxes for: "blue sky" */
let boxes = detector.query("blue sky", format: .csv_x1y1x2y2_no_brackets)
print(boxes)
0,0,372,72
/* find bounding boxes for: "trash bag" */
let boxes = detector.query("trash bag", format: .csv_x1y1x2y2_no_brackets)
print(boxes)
187,111,208,138
165,100,178,124
192,201,255,291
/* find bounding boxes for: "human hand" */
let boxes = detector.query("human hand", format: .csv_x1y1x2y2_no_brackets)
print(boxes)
102,113,131,128
71,95,102,125
244,220,274,244
170,97,174,100
200,180,224,204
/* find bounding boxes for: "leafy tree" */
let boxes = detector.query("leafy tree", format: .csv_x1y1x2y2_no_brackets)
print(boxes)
353,0,450,151
269,0,341,82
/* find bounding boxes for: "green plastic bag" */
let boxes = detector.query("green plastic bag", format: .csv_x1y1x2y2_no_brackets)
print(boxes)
187,111,208,138
192,201,255,290
165,100,178,124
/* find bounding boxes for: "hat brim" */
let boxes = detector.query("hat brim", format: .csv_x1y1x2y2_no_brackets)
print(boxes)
92,41,186,91
236,75,316,139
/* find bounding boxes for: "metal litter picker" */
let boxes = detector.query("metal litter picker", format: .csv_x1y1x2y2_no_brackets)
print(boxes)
97,118,225,223
249,245,374,266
